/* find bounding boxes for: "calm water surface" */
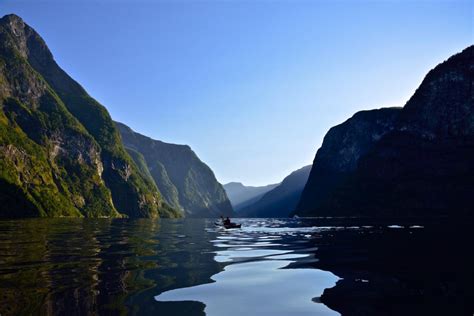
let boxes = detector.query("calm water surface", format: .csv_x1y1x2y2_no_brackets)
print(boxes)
0,218,338,315
0,218,472,315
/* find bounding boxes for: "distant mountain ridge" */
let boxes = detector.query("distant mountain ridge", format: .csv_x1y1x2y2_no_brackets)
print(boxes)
0,14,179,218
115,122,233,218
223,182,279,211
239,165,311,218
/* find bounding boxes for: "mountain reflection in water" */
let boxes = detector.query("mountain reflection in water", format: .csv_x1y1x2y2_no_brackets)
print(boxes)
0,218,473,315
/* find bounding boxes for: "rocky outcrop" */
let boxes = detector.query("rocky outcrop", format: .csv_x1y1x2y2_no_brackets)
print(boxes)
0,14,179,218
115,122,233,217
296,45,474,218
240,165,311,218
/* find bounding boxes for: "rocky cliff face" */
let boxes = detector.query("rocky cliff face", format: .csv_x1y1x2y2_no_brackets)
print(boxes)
0,14,179,218
240,165,311,218
296,108,401,216
115,122,233,218
297,45,474,217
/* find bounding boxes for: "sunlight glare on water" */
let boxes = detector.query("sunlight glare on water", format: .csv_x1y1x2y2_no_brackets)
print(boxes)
154,218,340,316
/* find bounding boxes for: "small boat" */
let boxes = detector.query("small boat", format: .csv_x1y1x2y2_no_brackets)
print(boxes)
215,221,241,229
223,223,241,229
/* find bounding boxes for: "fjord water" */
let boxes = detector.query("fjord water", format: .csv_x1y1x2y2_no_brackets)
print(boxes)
0,218,473,315
0,218,336,315
154,219,338,316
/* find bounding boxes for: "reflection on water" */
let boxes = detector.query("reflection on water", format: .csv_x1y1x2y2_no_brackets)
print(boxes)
0,218,473,315
155,220,339,316
0,219,221,315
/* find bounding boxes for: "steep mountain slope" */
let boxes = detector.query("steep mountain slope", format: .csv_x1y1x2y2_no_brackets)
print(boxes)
297,45,474,217
0,14,179,218
115,122,233,217
240,165,311,218
296,108,401,216
223,182,279,211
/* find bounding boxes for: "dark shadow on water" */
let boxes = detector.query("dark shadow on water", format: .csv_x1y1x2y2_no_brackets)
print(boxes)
310,220,474,316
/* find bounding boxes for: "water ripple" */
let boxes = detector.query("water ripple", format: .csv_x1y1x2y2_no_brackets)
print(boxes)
155,218,340,316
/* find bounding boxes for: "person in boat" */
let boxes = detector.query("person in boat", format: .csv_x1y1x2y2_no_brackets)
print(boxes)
220,215,224,224
223,217,231,226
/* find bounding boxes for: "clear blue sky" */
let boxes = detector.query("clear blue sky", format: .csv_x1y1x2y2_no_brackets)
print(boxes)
1,0,472,185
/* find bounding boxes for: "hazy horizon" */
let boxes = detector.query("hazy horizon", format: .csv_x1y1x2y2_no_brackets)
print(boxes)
1,0,471,186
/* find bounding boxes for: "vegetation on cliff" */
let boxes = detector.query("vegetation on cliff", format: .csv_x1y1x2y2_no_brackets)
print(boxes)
0,14,180,218
116,121,233,217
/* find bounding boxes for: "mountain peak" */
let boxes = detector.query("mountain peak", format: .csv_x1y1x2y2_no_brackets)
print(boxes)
0,13,24,24
0,14,29,56
0,13,50,63
0,14,31,40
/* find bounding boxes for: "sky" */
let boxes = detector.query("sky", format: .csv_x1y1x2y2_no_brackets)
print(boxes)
0,0,472,186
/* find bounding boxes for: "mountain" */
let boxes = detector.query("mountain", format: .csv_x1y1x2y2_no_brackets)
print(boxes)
239,165,312,218
223,182,279,211
0,14,180,218
296,45,474,218
115,122,233,218
296,108,401,216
